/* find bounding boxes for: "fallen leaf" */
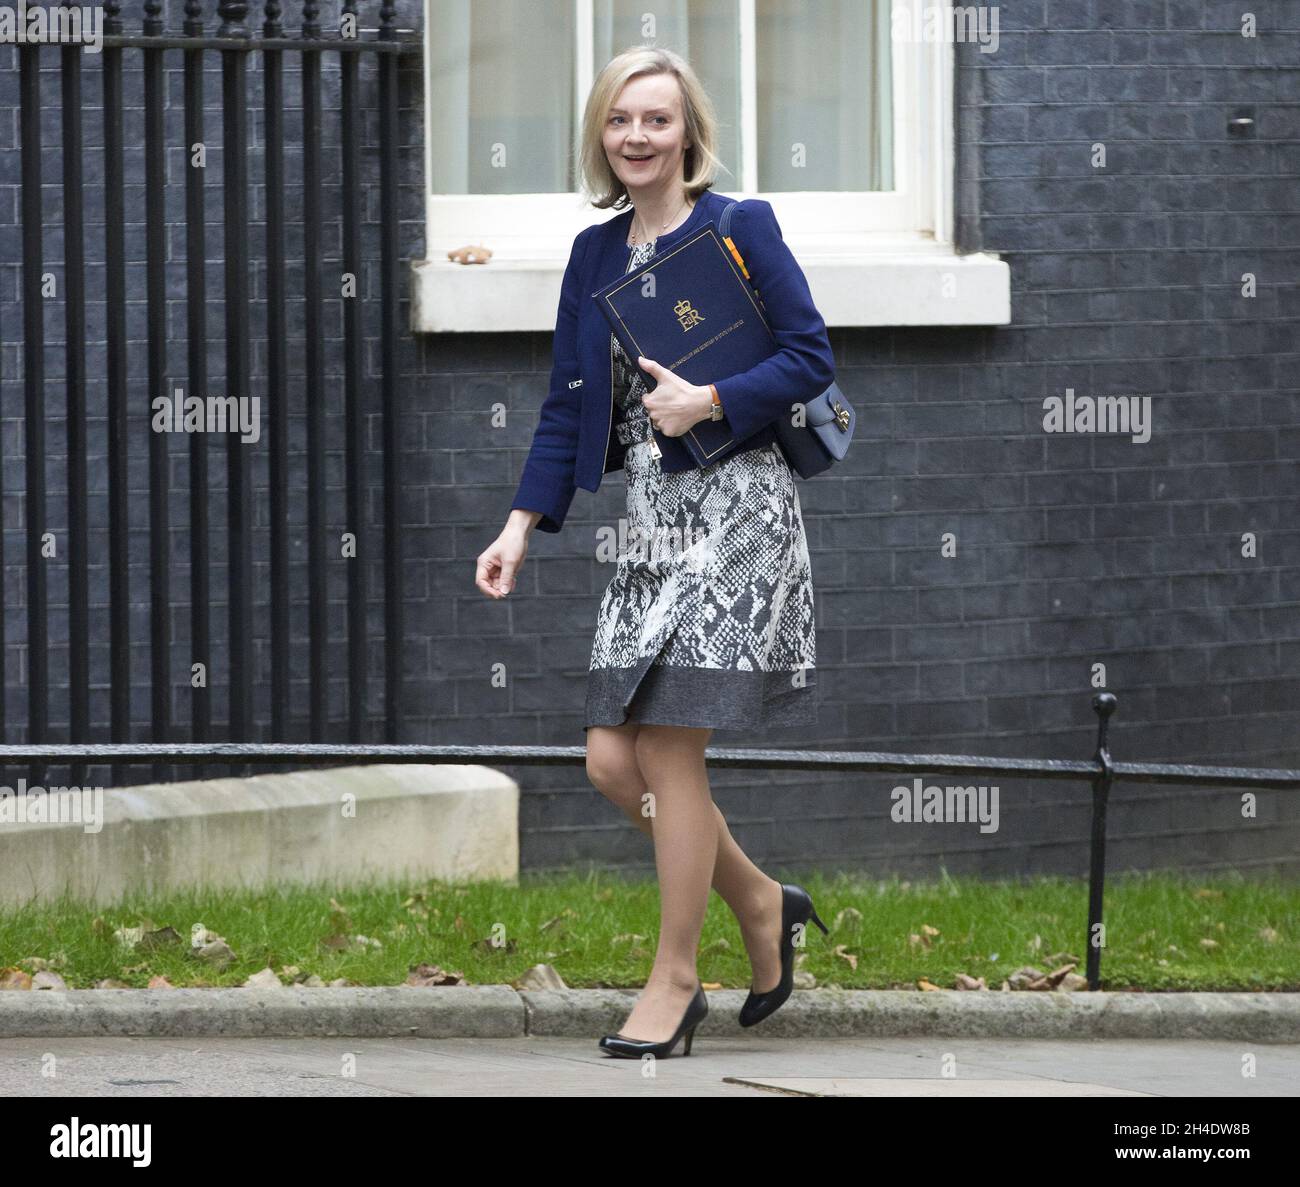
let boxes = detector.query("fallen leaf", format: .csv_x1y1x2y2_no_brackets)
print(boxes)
1007,965,1046,990
405,963,467,988
113,926,144,949
139,926,183,952
539,909,579,933
243,968,283,989
832,944,858,970
0,968,33,990
1027,963,1077,990
192,940,236,968
513,964,565,991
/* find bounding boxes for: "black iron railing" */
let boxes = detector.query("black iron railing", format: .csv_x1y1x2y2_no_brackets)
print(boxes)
2,693,1297,990
4,2,420,789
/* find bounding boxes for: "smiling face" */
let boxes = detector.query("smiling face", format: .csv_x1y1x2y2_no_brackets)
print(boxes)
602,71,692,199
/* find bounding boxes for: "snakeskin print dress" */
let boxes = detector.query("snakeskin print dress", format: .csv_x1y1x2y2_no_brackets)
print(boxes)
583,237,817,732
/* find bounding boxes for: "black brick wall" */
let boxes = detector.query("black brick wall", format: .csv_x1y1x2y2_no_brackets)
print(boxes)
1,2,1296,880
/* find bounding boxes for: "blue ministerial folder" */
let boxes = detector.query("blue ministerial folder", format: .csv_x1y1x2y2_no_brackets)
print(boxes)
591,224,778,466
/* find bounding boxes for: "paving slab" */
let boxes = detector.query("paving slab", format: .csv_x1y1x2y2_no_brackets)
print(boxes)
0,1035,1296,1097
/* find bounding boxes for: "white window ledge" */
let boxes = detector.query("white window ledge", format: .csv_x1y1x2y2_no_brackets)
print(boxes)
409,235,1010,333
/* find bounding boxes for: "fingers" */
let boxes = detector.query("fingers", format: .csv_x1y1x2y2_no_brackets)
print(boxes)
475,555,503,599
476,552,518,600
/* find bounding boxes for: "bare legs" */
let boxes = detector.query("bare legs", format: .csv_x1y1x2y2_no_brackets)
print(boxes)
586,720,786,1042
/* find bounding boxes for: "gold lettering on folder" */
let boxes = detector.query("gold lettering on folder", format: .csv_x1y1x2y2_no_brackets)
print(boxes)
673,298,705,331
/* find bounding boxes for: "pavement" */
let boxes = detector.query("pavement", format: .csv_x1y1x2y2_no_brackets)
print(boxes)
2,1033,1297,1096
1,987,1298,1097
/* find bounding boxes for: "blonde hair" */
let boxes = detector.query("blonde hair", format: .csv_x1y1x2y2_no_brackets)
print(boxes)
578,45,725,210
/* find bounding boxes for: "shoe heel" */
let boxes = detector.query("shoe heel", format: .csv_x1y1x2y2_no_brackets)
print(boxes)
808,906,829,936
683,1024,698,1056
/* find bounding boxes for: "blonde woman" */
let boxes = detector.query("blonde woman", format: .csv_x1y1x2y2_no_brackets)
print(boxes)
477,47,831,1058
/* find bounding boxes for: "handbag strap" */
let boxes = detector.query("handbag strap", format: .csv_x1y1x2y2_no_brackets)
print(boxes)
718,198,763,304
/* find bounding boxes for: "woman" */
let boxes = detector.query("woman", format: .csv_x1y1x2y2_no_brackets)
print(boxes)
476,46,831,1059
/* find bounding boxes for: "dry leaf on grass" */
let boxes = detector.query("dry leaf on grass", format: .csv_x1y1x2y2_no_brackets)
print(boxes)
243,968,284,989
513,964,565,991
405,963,467,988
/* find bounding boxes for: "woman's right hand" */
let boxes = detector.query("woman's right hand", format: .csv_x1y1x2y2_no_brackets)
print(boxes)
476,513,538,599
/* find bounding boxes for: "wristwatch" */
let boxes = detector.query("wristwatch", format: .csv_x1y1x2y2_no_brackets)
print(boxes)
708,383,724,422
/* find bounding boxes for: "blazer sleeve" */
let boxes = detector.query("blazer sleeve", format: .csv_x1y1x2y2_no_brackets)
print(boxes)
710,199,836,444
509,226,592,534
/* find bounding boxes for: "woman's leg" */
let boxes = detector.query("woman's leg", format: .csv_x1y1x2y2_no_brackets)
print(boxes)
586,722,787,1038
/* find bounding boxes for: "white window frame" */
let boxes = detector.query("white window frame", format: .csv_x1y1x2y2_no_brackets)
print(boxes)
411,0,1009,332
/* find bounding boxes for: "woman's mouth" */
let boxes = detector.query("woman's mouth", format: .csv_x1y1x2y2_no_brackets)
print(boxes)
624,154,654,164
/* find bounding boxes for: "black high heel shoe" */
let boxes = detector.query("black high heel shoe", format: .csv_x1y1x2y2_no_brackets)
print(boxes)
739,883,829,1028
598,982,709,1059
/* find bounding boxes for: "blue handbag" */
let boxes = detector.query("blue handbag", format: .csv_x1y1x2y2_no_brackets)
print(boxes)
717,198,855,479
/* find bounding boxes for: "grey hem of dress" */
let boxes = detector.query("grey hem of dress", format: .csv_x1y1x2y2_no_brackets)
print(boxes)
584,662,818,732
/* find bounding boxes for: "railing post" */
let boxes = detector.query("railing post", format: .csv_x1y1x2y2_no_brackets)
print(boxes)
1086,692,1117,990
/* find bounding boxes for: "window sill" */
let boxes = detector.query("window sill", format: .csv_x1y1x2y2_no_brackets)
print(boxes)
409,236,1010,333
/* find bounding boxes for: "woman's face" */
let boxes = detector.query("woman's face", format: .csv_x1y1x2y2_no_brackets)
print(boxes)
602,72,692,197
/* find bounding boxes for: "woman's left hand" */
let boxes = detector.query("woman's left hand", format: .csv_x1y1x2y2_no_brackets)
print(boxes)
638,356,713,437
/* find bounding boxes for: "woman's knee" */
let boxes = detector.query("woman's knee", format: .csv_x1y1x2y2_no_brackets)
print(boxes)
584,725,644,804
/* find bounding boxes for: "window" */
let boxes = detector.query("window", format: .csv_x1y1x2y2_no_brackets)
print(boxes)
412,0,1009,331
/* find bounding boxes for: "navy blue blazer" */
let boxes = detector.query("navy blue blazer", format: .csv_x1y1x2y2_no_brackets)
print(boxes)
510,186,835,534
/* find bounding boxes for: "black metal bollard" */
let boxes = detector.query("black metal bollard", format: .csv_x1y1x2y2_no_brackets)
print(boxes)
1086,692,1118,990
